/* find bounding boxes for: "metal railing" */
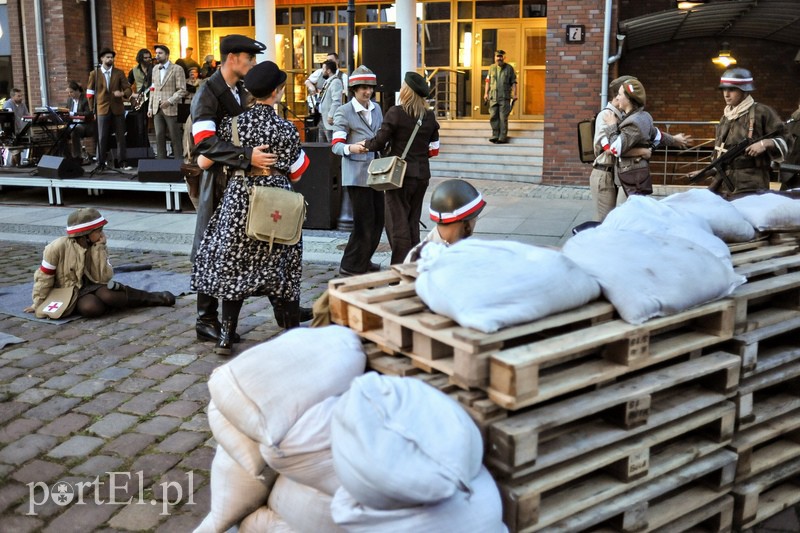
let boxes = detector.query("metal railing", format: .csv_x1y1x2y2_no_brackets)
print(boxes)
425,68,468,120
651,120,718,185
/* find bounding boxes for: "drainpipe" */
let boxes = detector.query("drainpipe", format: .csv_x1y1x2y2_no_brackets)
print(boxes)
90,0,98,69
600,0,612,109
33,0,48,105
20,0,33,108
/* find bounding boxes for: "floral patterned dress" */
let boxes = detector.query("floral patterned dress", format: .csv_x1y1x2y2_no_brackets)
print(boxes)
191,103,309,301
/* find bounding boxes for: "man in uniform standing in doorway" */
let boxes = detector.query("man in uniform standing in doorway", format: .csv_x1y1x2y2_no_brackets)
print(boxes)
484,49,517,144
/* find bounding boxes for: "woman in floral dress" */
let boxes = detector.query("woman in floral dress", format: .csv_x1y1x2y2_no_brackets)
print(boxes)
192,61,310,355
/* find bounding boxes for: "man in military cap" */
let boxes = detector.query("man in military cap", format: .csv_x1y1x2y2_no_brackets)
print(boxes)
483,49,517,144
690,67,791,195
189,34,277,343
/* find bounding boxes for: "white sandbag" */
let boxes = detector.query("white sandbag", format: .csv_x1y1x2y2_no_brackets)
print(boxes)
331,466,507,533
660,188,755,242
563,228,746,325
208,325,365,446
268,475,345,533
332,372,483,510
239,507,295,533
732,193,800,230
193,445,277,533
603,195,732,264
207,400,266,479
415,239,601,333
260,396,340,496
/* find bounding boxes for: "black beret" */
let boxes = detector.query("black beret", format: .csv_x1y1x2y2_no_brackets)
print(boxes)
495,49,506,56
154,44,170,55
244,61,287,98
404,71,430,98
220,35,266,56
98,47,116,60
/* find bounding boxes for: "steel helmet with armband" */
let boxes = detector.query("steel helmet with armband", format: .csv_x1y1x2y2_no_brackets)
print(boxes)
66,208,107,238
349,65,377,88
429,179,486,224
719,68,755,92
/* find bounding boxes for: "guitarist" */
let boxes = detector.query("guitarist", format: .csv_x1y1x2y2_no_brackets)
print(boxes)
689,68,791,196
127,48,153,148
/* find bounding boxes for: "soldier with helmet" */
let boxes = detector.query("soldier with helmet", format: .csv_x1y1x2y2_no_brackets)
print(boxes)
691,67,791,195
332,65,385,277
405,179,486,263
24,208,175,319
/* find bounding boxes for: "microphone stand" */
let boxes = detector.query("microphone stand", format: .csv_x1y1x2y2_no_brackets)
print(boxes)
89,61,124,177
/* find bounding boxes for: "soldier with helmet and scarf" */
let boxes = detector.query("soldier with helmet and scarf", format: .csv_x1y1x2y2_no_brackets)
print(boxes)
689,68,791,195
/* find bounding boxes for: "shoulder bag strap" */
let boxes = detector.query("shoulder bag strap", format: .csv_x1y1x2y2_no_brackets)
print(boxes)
232,116,240,147
400,117,424,160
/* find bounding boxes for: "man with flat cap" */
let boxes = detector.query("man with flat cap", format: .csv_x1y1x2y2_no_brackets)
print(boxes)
484,49,517,144
190,34,277,344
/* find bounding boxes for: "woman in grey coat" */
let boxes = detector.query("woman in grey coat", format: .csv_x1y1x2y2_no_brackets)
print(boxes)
331,65,384,276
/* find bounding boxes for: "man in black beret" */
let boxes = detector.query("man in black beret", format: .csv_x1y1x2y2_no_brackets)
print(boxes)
189,34,275,343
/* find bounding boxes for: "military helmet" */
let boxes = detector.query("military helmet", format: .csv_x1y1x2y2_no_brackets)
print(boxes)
429,179,486,224
66,208,107,237
719,68,755,92
349,65,377,88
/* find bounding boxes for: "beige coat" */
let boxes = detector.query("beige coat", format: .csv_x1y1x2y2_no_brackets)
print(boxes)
32,237,114,312
149,62,188,117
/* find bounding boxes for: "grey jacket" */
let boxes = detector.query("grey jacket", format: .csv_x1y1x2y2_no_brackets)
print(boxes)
319,72,344,132
331,99,383,187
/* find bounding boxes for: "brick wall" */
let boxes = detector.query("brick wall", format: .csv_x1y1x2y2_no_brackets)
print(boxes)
542,0,614,185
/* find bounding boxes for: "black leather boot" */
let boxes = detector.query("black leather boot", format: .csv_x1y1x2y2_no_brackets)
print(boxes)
115,283,176,307
269,296,311,328
215,299,243,355
196,292,220,342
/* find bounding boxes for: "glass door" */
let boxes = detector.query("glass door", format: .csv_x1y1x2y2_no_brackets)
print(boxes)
472,20,546,120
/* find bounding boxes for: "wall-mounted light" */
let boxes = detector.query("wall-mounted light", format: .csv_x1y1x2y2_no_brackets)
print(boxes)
712,42,737,67
179,17,188,58
677,0,708,9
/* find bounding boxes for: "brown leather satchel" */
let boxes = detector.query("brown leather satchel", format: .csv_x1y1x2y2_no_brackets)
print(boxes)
618,161,653,196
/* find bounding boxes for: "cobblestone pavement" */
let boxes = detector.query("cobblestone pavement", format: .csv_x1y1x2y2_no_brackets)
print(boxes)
0,242,336,531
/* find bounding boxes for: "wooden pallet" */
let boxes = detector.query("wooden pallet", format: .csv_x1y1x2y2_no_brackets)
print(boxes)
487,352,739,478
732,454,800,530
499,402,736,532
539,448,738,533
729,270,800,333
329,269,617,390
735,252,800,280
487,299,735,410
734,345,800,429
726,310,800,377
730,243,798,268
729,407,800,481
649,494,733,533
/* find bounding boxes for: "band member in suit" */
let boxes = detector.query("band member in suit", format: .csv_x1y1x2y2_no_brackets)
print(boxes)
127,48,153,148
87,47,133,170
149,44,188,159
64,81,93,161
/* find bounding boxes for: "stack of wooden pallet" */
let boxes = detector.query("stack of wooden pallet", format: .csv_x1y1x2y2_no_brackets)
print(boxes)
327,237,800,532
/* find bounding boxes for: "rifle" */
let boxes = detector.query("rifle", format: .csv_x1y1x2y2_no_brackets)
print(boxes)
689,130,778,191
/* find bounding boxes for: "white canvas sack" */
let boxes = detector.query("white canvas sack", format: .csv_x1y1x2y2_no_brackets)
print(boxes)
331,372,483,510
208,326,365,446
267,475,345,533
207,400,266,479
330,466,507,533
415,239,601,333
603,195,732,264
238,507,295,533
260,396,340,495
732,192,800,231
563,228,746,324
660,188,755,242
193,445,277,533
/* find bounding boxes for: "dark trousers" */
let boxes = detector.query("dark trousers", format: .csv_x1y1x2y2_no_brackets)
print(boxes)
489,99,511,141
341,185,385,273
384,176,429,265
69,123,91,159
130,109,149,148
96,113,127,166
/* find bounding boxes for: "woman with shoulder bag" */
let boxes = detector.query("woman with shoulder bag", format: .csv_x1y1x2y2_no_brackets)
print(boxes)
192,61,311,355
361,71,440,264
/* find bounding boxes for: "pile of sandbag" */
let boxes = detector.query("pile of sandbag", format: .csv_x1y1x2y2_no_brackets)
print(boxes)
330,372,507,532
731,192,800,231
415,240,601,333
195,325,366,533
